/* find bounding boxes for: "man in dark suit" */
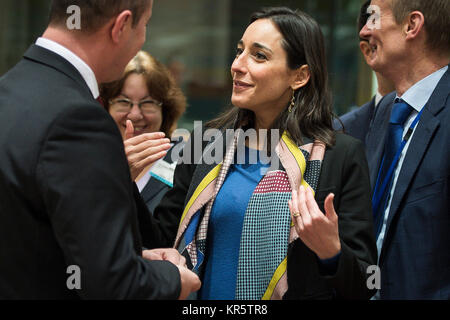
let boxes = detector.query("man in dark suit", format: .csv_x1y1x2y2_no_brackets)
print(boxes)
359,0,449,299
334,0,395,144
0,0,200,299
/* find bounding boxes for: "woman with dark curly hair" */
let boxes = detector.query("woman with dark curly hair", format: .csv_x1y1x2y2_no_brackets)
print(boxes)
101,51,187,213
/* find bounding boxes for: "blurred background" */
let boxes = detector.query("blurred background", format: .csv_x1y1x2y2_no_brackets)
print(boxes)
0,0,375,131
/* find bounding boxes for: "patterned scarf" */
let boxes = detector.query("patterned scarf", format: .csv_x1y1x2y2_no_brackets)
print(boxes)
174,130,325,299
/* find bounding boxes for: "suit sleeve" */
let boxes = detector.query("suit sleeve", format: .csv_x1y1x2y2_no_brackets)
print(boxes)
322,139,378,299
36,104,181,299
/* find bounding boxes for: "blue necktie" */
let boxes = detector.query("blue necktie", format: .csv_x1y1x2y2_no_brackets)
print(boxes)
373,99,412,237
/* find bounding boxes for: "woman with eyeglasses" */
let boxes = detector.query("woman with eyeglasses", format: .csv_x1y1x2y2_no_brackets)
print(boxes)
100,51,186,214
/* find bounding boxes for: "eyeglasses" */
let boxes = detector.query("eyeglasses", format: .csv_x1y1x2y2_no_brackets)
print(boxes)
109,98,163,114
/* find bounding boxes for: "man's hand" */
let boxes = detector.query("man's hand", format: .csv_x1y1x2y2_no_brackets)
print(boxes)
142,248,186,266
176,265,201,300
142,248,201,299
124,120,171,181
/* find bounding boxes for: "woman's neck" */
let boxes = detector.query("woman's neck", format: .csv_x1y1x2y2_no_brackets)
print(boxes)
247,113,274,151
254,112,273,131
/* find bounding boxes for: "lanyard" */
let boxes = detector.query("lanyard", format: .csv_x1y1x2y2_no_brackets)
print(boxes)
372,108,424,216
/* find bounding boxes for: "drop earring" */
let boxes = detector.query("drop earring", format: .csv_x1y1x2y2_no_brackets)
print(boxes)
288,89,296,113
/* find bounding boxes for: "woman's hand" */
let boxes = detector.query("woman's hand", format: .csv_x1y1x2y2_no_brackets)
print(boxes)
288,185,341,260
124,120,171,181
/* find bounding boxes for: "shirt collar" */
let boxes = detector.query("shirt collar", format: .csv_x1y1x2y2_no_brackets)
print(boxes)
396,65,448,113
36,37,100,99
374,91,383,107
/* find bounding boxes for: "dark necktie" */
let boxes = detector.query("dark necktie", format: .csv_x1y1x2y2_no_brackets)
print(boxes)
96,96,105,108
373,99,412,237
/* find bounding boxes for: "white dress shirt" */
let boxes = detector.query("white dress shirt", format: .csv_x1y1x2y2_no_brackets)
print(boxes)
36,37,99,99
374,91,383,108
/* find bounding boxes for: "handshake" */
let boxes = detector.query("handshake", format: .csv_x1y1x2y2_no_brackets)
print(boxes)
143,248,201,300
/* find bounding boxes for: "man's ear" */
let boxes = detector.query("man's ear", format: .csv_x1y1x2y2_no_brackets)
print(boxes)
291,64,310,91
360,41,372,64
110,10,133,44
403,11,425,40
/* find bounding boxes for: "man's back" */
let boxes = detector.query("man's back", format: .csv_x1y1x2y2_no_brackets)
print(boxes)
0,46,121,298
0,45,180,299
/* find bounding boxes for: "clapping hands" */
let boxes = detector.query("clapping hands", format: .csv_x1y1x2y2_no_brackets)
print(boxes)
123,120,171,180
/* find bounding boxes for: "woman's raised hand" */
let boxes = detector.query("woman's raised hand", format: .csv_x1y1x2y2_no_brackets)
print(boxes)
288,185,341,260
124,120,171,181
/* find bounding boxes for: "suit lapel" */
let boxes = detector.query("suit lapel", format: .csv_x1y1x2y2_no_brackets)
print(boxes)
383,70,449,240
140,176,167,203
140,146,181,203
384,111,440,233
366,93,394,190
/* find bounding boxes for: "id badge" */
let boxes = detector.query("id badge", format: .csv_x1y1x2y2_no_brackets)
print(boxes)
150,160,177,187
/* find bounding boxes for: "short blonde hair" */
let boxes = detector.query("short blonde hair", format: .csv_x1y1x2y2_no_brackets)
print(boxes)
390,0,450,55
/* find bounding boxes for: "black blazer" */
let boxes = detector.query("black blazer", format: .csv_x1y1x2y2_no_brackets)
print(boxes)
140,140,184,214
145,129,377,299
285,133,377,299
0,45,180,299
